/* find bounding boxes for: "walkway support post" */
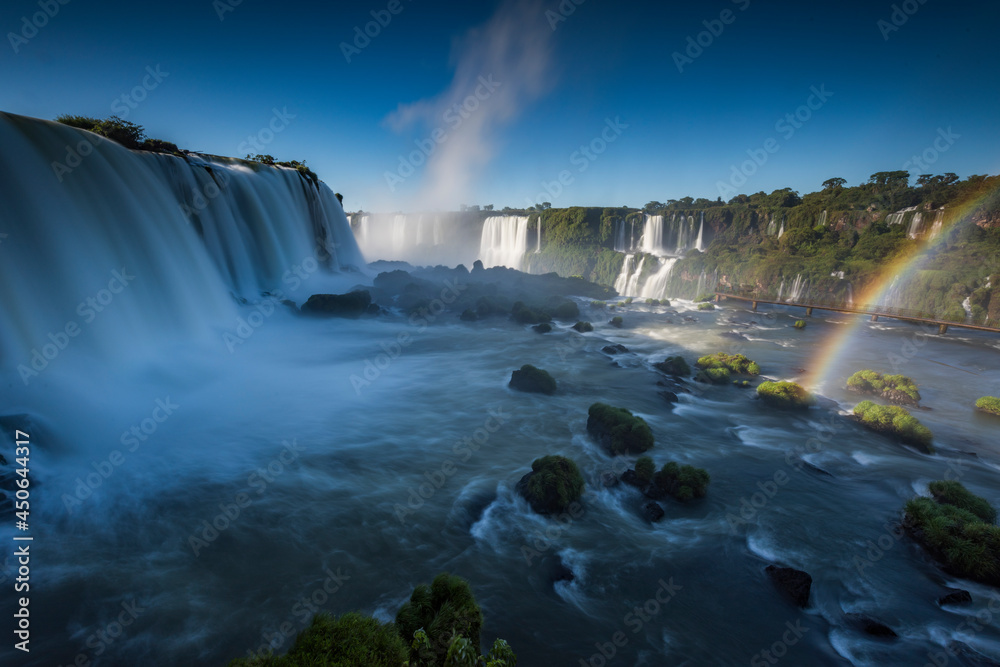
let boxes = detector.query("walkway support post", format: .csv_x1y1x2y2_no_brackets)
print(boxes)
806,307,813,316
871,315,879,322
939,324,948,335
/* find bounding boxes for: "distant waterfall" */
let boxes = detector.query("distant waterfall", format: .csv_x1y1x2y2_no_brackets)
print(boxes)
479,215,530,270
696,269,707,296
818,210,828,226
847,283,855,307
613,255,647,296
963,296,973,320
640,213,704,256
695,212,706,251
887,206,919,227
0,112,364,365
354,212,450,264
640,258,678,300
907,212,924,239
880,275,903,309
778,219,786,238
777,279,785,301
786,274,807,302
928,209,945,239
766,214,777,236
614,218,639,252
640,215,665,255
536,218,541,253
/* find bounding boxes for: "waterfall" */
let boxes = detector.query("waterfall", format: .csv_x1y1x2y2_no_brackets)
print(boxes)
640,215,665,255
818,210,828,226
536,217,541,253
0,113,364,365
907,212,924,239
847,283,854,307
614,254,635,294
963,296,973,320
880,274,903,310
786,274,806,302
887,206,919,227
777,279,785,302
695,212,706,252
639,258,678,300
479,215,530,270
929,209,945,239
778,219,785,238
766,214,777,236
696,269,707,297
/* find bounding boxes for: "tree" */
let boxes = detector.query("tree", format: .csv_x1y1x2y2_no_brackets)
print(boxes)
484,204,494,211
868,171,910,191
541,201,552,210
644,201,665,212
822,177,847,190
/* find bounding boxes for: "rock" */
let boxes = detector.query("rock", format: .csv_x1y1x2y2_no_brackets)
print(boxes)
600,472,619,487
551,556,575,583
609,316,623,328
300,290,372,318
533,323,552,334
643,502,665,522
765,565,812,607
659,391,679,404
938,588,972,606
572,321,594,333
602,344,629,355
460,309,479,322
620,469,644,488
845,613,897,638
515,455,585,515
509,365,557,395
654,356,690,377
946,641,1000,666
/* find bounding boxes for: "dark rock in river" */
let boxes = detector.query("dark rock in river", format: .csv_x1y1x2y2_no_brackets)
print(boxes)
509,365,557,395
301,290,372,318
845,613,897,638
938,588,972,606
765,565,812,607
620,469,643,488
643,501,665,522
654,355,690,377
659,390,679,404
533,323,552,334
947,641,1000,666
600,471,619,487
602,344,629,355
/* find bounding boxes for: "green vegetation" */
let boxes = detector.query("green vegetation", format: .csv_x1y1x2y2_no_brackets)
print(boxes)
695,352,760,376
552,300,580,320
904,483,1000,586
396,573,484,664
227,612,408,666
853,400,934,451
609,316,624,328
586,403,654,455
793,320,807,329
757,381,814,409
635,456,655,484
509,364,557,395
652,462,710,501
695,367,731,385
693,294,714,303
654,356,691,377
645,298,666,306
516,455,585,515
847,370,921,404
590,300,606,308
572,321,594,333
245,154,319,184
976,396,1000,416
510,301,551,325
697,302,715,311
56,115,179,153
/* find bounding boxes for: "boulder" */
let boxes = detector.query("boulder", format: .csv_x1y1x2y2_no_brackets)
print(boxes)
509,365,557,395
845,613,897,638
659,391,679,404
600,472,619,488
654,356,690,377
602,344,629,355
533,323,552,334
938,588,972,606
643,502,665,522
300,290,372,318
765,565,812,608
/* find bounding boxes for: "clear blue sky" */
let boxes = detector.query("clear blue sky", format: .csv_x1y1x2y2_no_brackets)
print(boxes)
2,0,998,211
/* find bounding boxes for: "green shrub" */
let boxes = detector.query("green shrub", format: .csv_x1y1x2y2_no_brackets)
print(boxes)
695,352,760,376
590,300,606,308
793,320,807,329
635,456,655,483
586,403,654,455
572,321,594,333
976,396,1000,416
226,612,408,666
644,298,662,306
517,455,585,515
757,381,814,409
904,489,1000,586
552,300,580,320
652,462,710,501
509,364,557,395
396,573,484,663
697,302,715,311
853,400,934,451
930,480,998,523
847,370,921,404
693,293,714,303
695,367,731,384
624,297,634,304
654,356,691,377
609,316,624,328
511,301,551,324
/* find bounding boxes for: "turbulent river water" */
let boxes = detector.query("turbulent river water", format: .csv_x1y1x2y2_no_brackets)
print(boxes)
3,292,999,667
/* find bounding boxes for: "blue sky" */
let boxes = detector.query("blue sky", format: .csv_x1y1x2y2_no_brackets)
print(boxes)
2,0,998,211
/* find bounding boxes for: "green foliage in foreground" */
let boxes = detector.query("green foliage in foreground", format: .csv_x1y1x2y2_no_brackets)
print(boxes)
227,612,408,666
847,369,921,404
905,486,1000,586
396,573,484,663
410,630,517,667
756,381,815,409
518,455,585,515
976,396,1000,416
930,480,998,523
587,403,654,455
652,462,710,501
853,400,933,451
695,352,761,376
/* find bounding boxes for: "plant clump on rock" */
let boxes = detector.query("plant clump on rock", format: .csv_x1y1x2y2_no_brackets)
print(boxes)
847,370,921,405
516,455,585,515
757,381,815,409
976,396,1000,416
853,400,933,451
586,403,654,455
654,356,691,377
509,364,557,395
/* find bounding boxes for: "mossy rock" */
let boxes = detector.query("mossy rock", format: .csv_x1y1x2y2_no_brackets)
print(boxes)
697,302,715,311
757,381,814,409
634,456,655,484
509,364,556,395
511,301,551,324
609,316,624,328
572,321,594,333
930,480,997,523
516,455,585,515
586,403,653,455
976,396,1000,416
793,320,807,329
651,462,710,501
695,368,730,384
552,300,581,320
300,290,372,318
847,370,921,405
533,323,552,334
693,293,714,303
654,356,691,377
853,400,933,451
695,352,760,376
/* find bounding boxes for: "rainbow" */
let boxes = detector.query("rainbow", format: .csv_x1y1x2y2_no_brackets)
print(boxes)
805,181,1000,392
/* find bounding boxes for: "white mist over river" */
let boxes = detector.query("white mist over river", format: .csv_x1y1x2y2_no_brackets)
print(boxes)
2,114,1000,666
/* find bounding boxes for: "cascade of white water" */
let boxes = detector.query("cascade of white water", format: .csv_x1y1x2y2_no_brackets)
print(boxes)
929,209,945,239
847,283,855,307
536,218,541,253
639,258,678,300
777,279,785,302
963,296,973,319
614,254,635,295
818,210,828,226
766,214,777,236
778,219,785,238
881,274,903,309
907,212,924,239
696,269,707,296
641,215,665,255
479,215,530,270
0,113,364,365
786,274,806,302
695,212,706,251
